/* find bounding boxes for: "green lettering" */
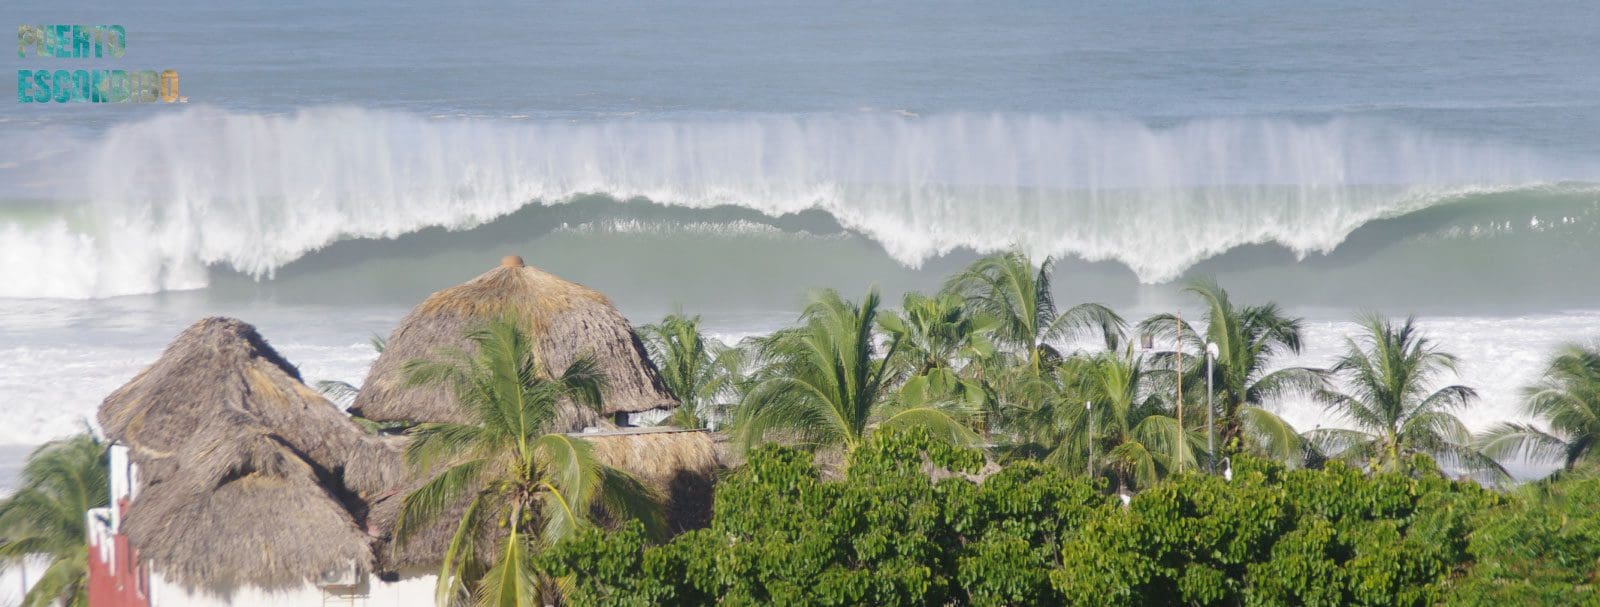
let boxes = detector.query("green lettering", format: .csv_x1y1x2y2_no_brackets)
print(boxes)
71,70,90,102
53,70,71,103
32,70,50,103
72,26,89,58
53,25,71,58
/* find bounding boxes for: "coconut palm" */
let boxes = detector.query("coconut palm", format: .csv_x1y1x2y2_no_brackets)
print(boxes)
1031,349,1199,490
640,313,739,430
1139,278,1318,463
0,432,108,607
878,291,997,376
395,317,662,606
944,251,1123,375
1479,344,1600,471
732,287,979,455
1307,314,1503,477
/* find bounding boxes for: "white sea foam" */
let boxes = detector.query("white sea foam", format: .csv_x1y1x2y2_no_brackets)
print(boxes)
552,218,847,240
1,107,1590,299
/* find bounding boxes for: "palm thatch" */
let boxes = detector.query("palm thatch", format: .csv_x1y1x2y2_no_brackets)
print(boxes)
363,432,499,576
121,431,376,593
579,427,720,532
364,450,501,574
99,317,403,496
365,428,719,571
95,317,406,591
352,256,676,426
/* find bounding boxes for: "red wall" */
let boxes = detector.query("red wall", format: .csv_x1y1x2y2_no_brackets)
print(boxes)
88,499,150,607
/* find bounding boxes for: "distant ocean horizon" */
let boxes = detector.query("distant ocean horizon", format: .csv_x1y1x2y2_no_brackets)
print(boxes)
3,0,1599,486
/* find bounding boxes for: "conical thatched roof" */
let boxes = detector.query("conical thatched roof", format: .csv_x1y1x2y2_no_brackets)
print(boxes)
99,317,402,496
352,256,676,425
97,317,404,591
123,431,376,592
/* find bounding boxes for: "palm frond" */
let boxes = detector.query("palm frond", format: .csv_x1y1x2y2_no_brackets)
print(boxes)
1238,406,1304,463
597,467,667,540
1477,422,1570,465
395,458,488,547
472,529,540,607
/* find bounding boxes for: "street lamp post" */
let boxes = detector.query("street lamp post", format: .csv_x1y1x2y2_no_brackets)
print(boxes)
1174,311,1183,472
1206,342,1219,473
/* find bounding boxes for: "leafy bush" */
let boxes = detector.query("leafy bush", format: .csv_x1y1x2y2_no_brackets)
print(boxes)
542,429,1599,606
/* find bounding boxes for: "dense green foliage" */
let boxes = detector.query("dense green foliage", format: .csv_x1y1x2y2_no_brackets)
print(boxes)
590,252,1600,604
1138,277,1316,463
543,429,1600,606
731,288,979,454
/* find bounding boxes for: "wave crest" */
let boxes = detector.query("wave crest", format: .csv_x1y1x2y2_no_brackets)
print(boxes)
0,106,1590,299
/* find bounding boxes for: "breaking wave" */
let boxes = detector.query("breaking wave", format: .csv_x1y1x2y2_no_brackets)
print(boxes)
0,106,1595,299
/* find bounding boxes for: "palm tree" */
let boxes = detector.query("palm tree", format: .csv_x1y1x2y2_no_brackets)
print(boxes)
1032,349,1198,490
1480,344,1600,471
877,291,996,376
732,288,978,455
1139,278,1318,463
395,318,662,606
0,433,108,607
640,313,739,430
944,251,1122,375
1308,314,1503,477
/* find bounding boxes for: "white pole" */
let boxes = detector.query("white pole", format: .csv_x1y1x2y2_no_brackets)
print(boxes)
1175,312,1184,472
1207,343,1216,473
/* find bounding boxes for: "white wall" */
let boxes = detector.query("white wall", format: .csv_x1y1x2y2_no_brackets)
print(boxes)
0,555,51,607
148,572,438,607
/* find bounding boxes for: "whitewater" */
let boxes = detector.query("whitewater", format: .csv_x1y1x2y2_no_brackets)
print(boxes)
3,107,1592,300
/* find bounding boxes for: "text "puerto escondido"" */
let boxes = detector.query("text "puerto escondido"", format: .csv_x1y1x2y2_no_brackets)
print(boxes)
17,25,184,103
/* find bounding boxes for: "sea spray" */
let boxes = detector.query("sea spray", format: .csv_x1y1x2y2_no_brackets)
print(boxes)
0,106,1591,299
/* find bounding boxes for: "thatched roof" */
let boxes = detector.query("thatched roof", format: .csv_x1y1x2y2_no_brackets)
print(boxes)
97,317,404,591
123,431,376,592
581,427,720,532
352,256,676,425
366,466,502,573
99,317,402,496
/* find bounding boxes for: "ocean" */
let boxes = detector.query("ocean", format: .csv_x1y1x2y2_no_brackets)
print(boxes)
3,1,1599,487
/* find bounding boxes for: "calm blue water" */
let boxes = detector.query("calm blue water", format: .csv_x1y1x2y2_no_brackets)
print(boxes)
1,2,1597,480
6,1,1599,143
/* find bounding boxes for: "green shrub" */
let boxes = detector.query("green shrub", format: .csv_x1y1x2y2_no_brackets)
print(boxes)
541,433,1600,606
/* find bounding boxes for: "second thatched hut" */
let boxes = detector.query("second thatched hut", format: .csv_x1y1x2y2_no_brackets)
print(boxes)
352,256,677,429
